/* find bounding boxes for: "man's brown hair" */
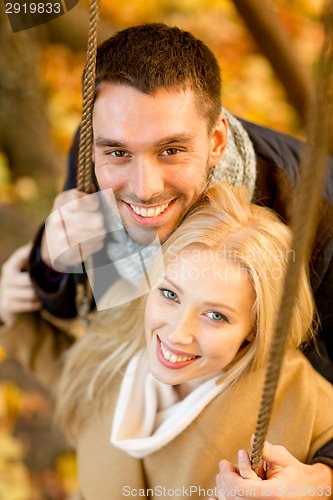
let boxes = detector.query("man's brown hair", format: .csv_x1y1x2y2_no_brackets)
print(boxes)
95,23,222,130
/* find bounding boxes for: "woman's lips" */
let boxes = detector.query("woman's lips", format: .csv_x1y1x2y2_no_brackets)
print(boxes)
156,335,200,370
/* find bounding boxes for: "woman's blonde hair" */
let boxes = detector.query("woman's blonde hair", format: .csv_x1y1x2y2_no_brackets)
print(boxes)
56,184,315,443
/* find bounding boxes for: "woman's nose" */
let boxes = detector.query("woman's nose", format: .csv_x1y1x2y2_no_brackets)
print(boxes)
167,313,196,346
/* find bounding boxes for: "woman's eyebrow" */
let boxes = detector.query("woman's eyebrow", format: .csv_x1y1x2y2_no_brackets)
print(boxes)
163,278,184,295
163,279,238,315
202,301,238,315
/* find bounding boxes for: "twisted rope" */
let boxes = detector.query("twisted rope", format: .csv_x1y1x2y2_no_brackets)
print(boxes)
77,0,100,193
75,0,100,323
251,0,333,472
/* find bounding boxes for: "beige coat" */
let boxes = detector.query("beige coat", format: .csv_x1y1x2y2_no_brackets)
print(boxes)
76,350,333,499
1,314,333,500
0,311,79,388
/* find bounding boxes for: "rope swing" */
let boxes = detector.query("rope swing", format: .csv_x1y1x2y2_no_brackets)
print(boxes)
77,0,100,193
251,0,333,471
74,0,100,323
75,0,333,472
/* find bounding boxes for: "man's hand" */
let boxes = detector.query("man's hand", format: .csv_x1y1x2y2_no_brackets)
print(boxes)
0,244,42,326
210,440,333,499
41,188,106,272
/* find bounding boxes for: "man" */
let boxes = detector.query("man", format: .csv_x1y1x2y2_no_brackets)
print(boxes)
1,23,332,497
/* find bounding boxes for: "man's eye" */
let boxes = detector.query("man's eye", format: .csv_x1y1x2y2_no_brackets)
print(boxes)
206,311,229,323
162,148,180,156
159,288,178,301
109,150,129,157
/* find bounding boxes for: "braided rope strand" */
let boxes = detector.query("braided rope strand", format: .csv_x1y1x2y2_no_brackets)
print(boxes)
77,0,100,193
75,0,100,323
251,0,333,472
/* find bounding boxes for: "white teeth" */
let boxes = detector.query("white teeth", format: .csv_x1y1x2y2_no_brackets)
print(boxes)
130,202,169,217
160,340,197,364
162,347,171,361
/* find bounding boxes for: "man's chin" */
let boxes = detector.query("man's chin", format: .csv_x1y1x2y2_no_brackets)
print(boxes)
126,224,172,246
125,225,161,246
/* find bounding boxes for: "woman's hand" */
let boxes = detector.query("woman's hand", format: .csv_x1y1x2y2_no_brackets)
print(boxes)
209,440,333,499
0,244,41,326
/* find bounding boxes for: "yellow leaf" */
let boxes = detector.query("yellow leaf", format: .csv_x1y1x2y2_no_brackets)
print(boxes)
0,347,7,363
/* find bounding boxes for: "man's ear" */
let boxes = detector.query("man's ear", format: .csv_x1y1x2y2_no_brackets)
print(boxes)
208,112,228,168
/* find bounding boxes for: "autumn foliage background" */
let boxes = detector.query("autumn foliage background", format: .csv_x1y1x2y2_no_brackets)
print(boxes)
0,0,328,498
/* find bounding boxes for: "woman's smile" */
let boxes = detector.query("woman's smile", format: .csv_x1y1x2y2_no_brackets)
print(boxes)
156,334,201,369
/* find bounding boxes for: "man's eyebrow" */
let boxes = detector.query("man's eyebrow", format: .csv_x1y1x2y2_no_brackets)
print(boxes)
156,134,194,146
94,133,194,149
94,137,127,148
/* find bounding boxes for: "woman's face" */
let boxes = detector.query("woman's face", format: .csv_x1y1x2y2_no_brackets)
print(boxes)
144,246,255,386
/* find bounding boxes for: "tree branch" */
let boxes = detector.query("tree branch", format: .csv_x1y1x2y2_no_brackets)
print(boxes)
232,0,314,125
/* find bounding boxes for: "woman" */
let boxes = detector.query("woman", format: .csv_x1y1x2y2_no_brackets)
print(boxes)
55,184,333,499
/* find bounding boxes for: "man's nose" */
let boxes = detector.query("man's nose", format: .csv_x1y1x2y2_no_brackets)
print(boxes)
129,158,164,201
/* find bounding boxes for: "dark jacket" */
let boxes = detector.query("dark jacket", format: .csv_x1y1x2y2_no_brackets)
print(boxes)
29,119,333,382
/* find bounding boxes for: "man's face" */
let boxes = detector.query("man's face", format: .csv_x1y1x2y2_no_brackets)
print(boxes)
93,83,227,245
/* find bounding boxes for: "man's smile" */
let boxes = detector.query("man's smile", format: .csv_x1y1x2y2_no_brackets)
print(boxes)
123,199,177,226
129,201,170,217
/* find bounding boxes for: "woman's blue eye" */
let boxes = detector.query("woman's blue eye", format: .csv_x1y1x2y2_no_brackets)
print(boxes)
207,311,228,322
160,288,178,301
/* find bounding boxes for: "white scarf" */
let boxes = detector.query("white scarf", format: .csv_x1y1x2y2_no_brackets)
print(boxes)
111,350,226,458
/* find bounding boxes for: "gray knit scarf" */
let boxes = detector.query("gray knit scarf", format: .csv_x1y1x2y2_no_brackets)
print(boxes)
209,109,256,195
104,111,257,288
